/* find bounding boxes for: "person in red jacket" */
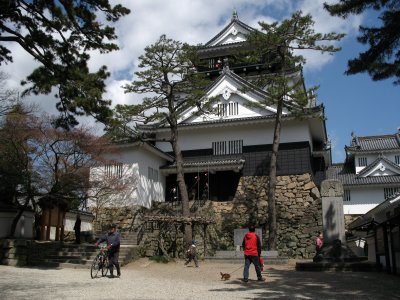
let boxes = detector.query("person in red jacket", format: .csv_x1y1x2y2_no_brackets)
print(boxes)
242,226,264,282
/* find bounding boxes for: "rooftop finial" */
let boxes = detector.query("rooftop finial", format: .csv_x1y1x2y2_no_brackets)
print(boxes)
232,9,238,20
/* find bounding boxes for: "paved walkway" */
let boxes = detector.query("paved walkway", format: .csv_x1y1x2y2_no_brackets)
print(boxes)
0,259,398,299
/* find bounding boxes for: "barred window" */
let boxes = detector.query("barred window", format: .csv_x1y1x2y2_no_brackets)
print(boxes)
104,163,123,178
148,167,158,182
218,102,238,117
384,187,400,199
358,157,367,167
213,140,243,155
343,190,351,202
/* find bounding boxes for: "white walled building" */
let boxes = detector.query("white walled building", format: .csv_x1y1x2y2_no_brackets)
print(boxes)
90,13,330,210
88,141,173,209
327,130,400,216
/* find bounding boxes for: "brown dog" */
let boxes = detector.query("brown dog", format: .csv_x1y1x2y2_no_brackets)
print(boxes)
220,272,231,280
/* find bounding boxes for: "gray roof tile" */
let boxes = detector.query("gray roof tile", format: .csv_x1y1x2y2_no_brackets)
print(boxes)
346,133,400,152
326,163,400,186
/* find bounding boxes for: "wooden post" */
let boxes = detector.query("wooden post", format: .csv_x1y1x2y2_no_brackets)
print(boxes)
46,208,52,240
203,224,207,257
40,210,47,240
60,210,66,241
55,207,61,241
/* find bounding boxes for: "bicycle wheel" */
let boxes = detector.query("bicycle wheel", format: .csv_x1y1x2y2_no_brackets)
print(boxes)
101,255,109,277
90,255,100,279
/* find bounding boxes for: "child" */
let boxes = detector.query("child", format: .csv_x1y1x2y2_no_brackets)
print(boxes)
184,240,199,267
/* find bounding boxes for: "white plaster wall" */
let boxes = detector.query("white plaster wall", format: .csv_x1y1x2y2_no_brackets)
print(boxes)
386,152,400,165
210,23,249,46
189,94,269,123
89,145,167,208
344,187,385,215
355,154,377,174
0,211,34,238
155,120,311,152
64,212,94,232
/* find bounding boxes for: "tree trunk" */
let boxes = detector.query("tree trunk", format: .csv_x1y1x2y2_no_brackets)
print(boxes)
170,126,192,247
267,97,283,250
267,47,287,250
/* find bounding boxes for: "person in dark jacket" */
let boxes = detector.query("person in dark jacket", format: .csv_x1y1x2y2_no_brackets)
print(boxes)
184,240,199,267
95,223,121,278
73,214,81,244
242,226,264,282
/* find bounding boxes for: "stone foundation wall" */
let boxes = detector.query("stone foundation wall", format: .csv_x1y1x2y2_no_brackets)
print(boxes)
91,173,322,259
209,173,322,258
0,239,29,266
90,205,146,233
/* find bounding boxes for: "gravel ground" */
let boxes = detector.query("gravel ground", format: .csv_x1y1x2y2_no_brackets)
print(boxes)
0,258,399,300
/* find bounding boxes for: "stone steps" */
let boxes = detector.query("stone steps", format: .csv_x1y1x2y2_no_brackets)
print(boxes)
29,231,142,269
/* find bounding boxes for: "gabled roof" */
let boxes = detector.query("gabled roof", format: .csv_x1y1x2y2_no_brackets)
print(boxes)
346,131,400,154
137,104,325,133
136,66,321,133
108,141,174,162
326,163,400,187
177,67,288,124
357,155,400,177
204,13,256,47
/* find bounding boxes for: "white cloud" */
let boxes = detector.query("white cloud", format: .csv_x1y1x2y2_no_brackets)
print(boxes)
1,0,364,126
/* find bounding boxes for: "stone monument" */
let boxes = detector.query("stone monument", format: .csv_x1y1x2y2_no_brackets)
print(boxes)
320,179,346,245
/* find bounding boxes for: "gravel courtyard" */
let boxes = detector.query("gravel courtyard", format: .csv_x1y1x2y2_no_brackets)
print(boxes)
0,258,398,300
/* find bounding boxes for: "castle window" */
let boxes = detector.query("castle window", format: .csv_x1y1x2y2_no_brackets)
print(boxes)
395,155,400,165
358,157,367,167
105,163,123,178
218,102,238,117
213,140,243,155
148,167,158,182
228,140,243,154
384,187,399,199
344,190,351,202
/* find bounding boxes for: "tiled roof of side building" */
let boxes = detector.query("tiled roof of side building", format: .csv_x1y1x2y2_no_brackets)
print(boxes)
346,133,400,152
326,163,400,186
357,154,400,177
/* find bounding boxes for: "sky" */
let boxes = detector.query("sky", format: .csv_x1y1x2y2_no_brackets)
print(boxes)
2,0,399,163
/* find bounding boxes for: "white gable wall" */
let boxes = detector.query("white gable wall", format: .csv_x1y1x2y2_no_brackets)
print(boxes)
355,154,381,174
207,23,250,46
188,94,273,124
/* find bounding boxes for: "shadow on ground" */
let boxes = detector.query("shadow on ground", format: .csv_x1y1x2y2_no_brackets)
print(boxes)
210,267,399,299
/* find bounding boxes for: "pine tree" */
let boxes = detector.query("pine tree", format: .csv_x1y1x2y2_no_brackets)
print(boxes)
245,11,344,250
121,35,212,246
324,0,400,84
0,0,130,127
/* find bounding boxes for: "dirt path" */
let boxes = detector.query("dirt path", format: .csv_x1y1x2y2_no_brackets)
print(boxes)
0,258,398,299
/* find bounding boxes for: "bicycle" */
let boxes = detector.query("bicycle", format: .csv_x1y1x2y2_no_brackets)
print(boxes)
90,244,110,279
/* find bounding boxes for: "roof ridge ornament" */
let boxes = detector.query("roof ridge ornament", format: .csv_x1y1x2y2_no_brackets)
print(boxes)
232,9,238,21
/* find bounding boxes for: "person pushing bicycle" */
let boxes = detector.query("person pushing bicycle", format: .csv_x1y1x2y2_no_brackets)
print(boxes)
95,223,121,278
